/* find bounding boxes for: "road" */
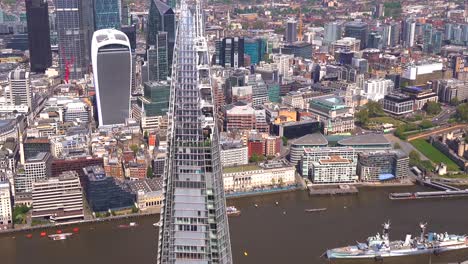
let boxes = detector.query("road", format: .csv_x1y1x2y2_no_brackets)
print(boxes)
432,106,456,126
384,134,429,160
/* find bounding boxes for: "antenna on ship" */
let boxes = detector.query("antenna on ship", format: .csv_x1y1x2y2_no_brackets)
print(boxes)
419,222,427,242
382,221,390,242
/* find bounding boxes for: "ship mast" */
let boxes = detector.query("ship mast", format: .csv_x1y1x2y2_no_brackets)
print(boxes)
382,221,390,246
420,222,427,242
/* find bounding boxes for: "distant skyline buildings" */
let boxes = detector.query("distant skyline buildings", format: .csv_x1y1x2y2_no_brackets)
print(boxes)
344,21,368,49
94,0,122,30
286,19,298,43
147,32,168,81
92,29,132,127
402,18,416,48
25,0,52,73
216,37,245,68
324,21,343,45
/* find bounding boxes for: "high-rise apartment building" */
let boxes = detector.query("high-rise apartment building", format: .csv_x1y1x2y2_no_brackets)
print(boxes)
0,182,12,227
92,29,132,127
94,0,121,30
157,1,233,263
54,0,89,80
324,21,343,45
26,0,52,73
31,172,84,221
7,69,33,110
344,21,368,49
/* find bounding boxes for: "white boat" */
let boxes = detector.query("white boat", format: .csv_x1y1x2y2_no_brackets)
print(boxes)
305,208,327,212
153,221,162,227
48,233,73,241
226,206,241,216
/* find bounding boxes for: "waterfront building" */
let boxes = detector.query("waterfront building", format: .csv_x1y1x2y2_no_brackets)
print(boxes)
7,69,32,111
31,172,84,221
14,152,52,193
83,165,135,212
289,133,328,165
157,1,233,262
94,0,121,30
223,161,295,192
382,93,414,115
92,29,132,127
220,142,248,168
357,150,409,182
285,19,298,43
344,21,368,49
301,147,357,182
25,0,52,73
54,0,88,80
0,181,12,228
128,178,163,212
337,134,391,151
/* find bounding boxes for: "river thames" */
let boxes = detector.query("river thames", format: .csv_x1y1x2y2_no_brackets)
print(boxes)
2,186,468,264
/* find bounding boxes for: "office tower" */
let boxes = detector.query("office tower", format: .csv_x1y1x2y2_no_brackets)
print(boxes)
147,0,175,69
431,30,443,54
219,37,244,68
367,32,382,49
374,3,384,18
344,21,368,49
140,81,170,116
92,29,132,127
157,1,233,263
382,22,401,47
54,0,88,81
94,0,121,30
121,24,136,51
14,152,52,193
402,18,416,48
249,74,268,107
286,19,298,43
25,0,52,73
7,69,33,110
244,38,266,65
324,21,343,45
147,32,168,81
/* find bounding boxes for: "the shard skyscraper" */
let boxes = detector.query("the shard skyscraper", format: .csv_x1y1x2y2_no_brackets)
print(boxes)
157,0,233,263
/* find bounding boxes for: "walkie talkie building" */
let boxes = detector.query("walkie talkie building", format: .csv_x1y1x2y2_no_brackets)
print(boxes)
157,0,233,263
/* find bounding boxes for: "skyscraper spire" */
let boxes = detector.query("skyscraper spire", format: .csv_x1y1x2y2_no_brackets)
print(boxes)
157,0,233,263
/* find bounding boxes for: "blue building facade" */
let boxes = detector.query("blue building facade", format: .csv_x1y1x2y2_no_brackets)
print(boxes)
94,0,121,30
244,38,266,65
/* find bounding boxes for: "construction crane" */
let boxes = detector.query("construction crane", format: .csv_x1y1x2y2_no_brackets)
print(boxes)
297,9,303,42
60,47,74,84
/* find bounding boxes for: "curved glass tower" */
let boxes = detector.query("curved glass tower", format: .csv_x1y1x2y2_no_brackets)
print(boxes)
91,29,132,127
157,1,233,263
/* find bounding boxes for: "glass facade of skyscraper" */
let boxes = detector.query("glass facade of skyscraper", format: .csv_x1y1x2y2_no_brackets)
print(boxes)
94,0,121,30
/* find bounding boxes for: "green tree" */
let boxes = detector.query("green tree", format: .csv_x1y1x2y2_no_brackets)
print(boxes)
419,119,433,129
130,144,139,154
249,153,263,163
424,101,441,115
147,166,154,178
450,97,460,106
281,136,288,146
366,101,385,117
394,142,401,149
355,108,369,125
409,150,421,166
456,103,468,122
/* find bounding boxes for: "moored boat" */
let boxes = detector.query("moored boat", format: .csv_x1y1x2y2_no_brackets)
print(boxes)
326,222,468,259
48,233,72,241
305,208,327,212
226,206,241,216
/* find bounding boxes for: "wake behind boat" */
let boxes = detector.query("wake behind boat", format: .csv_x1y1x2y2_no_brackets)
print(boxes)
326,222,468,259
305,208,327,212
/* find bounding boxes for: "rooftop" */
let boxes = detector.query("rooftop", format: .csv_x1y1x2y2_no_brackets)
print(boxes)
293,133,328,146
223,164,261,174
337,134,390,146
128,178,163,194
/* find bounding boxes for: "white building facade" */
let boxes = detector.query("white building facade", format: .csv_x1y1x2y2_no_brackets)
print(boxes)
0,182,12,228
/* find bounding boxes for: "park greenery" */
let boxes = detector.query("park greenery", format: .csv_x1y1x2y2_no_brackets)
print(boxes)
410,139,460,171
455,103,468,122
383,1,402,18
408,150,434,172
147,166,154,178
355,101,385,126
424,101,442,115
249,153,264,163
13,205,30,225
